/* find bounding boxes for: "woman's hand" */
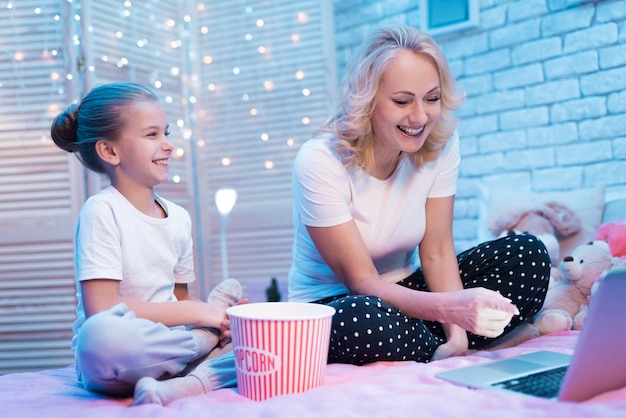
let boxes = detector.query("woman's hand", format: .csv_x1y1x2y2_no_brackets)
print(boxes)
442,287,519,337
431,324,468,360
431,289,519,361
419,196,514,340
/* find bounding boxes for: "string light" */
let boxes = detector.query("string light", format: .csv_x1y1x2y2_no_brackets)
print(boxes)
1,1,319,182
297,12,309,23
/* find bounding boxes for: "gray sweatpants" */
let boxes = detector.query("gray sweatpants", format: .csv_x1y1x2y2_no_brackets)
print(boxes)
73,303,236,396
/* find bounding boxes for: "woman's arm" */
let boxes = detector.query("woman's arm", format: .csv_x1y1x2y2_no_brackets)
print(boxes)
306,220,452,322
420,196,518,335
419,197,461,292
306,198,519,336
419,196,470,357
80,279,226,329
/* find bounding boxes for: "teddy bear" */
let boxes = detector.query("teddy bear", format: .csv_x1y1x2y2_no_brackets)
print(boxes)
593,219,626,258
533,240,616,335
487,201,582,268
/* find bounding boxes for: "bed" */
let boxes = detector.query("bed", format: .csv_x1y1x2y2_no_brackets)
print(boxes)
4,190,625,417
2,330,626,417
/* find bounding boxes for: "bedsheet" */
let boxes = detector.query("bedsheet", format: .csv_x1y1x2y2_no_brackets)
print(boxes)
3,331,626,418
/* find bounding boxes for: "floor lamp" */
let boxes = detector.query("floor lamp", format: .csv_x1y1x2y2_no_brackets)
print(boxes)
215,187,237,282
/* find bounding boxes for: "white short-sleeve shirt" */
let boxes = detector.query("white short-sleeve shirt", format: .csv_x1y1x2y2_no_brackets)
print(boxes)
288,131,460,302
72,186,195,335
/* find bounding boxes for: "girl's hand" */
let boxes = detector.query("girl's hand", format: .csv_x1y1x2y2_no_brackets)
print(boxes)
218,298,250,347
443,287,519,337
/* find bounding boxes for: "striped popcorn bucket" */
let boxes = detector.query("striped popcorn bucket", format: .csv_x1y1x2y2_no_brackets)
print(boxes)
227,302,335,401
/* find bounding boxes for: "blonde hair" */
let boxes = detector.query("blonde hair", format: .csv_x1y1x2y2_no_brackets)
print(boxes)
320,25,465,172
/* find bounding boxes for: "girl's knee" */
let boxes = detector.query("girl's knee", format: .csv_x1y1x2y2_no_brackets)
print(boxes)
76,308,144,360
75,305,150,393
75,304,196,395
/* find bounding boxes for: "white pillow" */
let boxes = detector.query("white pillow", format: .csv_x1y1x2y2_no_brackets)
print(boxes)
478,186,606,261
602,197,626,223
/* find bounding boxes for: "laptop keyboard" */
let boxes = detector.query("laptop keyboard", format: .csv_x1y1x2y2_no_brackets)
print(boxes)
492,366,568,398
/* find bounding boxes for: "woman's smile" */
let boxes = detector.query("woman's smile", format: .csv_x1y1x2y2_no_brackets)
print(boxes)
398,125,425,137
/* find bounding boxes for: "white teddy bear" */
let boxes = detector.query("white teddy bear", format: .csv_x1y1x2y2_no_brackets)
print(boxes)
534,241,619,335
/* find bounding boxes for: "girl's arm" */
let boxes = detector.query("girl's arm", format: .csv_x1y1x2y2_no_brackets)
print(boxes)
174,283,202,302
80,279,225,329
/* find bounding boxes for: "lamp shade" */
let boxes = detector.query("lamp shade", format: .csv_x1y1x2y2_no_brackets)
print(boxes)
215,187,238,216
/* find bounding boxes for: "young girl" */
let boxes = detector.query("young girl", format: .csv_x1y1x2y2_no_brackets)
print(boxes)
51,82,244,405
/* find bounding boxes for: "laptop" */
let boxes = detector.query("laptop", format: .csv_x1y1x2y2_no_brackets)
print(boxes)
436,268,626,402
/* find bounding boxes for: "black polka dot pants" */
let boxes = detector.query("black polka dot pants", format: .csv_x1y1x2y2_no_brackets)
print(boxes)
316,234,551,365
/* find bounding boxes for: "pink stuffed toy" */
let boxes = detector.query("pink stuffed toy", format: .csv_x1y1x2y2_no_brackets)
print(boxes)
593,220,626,258
487,201,582,267
488,201,581,240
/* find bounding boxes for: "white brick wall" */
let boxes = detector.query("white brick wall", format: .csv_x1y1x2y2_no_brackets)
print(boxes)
333,0,626,250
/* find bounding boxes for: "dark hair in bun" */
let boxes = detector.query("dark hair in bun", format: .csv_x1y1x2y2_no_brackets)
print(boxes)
50,82,159,174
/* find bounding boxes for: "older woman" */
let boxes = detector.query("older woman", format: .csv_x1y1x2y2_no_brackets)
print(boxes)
288,25,550,365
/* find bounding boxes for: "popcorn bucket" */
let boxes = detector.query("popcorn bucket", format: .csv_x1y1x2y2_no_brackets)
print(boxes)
227,302,335,401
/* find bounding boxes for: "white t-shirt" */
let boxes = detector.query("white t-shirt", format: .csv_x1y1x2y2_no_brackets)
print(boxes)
71,186,195,336
288,131,460,302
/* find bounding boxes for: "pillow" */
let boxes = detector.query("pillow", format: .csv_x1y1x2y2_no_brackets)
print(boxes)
602,197,626,223
479,186,606,261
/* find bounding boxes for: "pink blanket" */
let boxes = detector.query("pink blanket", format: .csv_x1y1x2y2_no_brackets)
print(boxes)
3,331,626,417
